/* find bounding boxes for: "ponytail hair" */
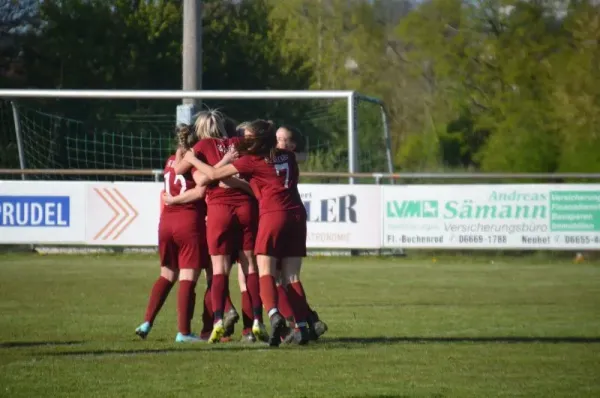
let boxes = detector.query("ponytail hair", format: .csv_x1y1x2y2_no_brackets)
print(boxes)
176,124,198,150
236,119,278,160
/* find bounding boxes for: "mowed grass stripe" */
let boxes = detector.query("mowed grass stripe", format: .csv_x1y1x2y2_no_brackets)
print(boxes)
0,254,599,397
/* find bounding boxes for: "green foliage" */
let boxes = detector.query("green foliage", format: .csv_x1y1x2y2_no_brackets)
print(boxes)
1,0,600,173
394,0,600,173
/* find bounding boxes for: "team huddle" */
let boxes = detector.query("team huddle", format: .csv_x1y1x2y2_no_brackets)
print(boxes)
135,110,327,347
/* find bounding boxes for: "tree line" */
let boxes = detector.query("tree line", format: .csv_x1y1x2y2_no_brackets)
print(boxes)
1,0,599,174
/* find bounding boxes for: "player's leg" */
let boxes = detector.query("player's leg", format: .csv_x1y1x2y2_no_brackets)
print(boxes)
200,266,213,340
221,245,240,342
256,254,286,347
136,220,177,339
206,204,235,343
235,201,268,341
238,253,268,343
136,266,178,339
254,211,291,347
279,209,310,345
235,202,263,320
299,283,328,340
187,216,209,328
236,262,256,343
175,269,202,342
276,264,294,323
281,257,310,345
174,227,203,343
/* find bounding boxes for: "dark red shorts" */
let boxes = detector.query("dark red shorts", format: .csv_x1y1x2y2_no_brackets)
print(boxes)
158,211,209,270
206,201,257,255
254,208,307,258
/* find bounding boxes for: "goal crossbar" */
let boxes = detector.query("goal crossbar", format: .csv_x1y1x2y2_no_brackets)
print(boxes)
0,89,354,100
1,89,395,183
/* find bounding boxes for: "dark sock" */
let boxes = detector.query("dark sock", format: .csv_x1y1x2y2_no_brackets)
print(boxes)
277,284,294,321
297,282,315,314
259,275,278,316
144,276,174,324
188,281,197,321
177,280,194,335
288,281,310,325
246,272,263,322
211,274,226,322
241,291,253,329
201,285,213,334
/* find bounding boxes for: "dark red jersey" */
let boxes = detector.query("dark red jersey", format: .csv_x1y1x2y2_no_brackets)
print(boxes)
191,137,252,206
233,150,303,215
162,155,206,216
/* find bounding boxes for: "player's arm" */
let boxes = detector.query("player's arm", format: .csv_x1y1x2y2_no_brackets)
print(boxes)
162,171,207,205
209,148,252,193
183,151,241,184
173,150,194,175
219,177,254,196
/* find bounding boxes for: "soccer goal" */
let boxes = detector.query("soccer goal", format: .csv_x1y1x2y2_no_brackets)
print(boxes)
0,90,393,183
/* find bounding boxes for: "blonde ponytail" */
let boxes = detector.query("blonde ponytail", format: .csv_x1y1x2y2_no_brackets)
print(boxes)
176,124,198,150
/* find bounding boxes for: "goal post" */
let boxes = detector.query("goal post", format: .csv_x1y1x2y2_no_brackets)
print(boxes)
0,89,394,183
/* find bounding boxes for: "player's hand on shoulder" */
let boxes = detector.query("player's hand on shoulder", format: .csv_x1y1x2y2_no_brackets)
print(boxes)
222,147,239,165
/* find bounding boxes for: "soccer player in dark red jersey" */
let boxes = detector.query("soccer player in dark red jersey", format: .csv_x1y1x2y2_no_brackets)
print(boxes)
275,126,328,342
135,125,210,343
184,119,310,346
174,111,268,344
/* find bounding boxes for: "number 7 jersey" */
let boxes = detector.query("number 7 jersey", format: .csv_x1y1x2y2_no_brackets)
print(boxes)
232,150,304,216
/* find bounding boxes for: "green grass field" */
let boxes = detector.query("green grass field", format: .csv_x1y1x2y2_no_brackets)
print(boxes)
0,253,599,397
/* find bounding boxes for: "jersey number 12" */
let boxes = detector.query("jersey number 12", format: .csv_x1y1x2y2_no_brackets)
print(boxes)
164,172,187,196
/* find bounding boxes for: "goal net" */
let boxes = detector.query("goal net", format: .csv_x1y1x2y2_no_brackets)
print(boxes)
0,91,392,182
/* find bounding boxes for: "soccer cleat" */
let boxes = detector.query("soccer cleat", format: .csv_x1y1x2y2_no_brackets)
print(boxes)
208,320,225,343
199,331,211,342
280,324,292,342
175,332,203,343
251,319,269,343
223,308,240,337
307,310,328,340
135,322,151,339
240,332,257,343
268,312,287,347
313,320,328,338
282,326,310,345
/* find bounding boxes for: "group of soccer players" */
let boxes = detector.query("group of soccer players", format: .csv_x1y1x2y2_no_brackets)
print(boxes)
135,110,327,347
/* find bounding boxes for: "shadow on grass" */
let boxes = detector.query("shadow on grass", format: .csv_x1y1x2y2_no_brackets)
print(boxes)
21,336,600,357
41,344,277,357
1,341,84,348
327,336,600,344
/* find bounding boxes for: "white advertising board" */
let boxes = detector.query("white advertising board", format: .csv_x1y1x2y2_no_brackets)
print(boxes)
299,184,381,249
0,181,86,244
3,181,599,251
85,182,162,246
382,184,600,250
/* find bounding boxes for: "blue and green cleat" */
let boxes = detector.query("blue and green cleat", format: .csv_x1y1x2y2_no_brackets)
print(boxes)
175,332,203,343
135,322,151,339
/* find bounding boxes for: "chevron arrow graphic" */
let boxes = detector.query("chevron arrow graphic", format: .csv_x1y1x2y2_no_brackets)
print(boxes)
93,188,139,240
